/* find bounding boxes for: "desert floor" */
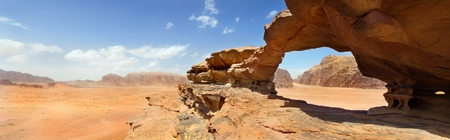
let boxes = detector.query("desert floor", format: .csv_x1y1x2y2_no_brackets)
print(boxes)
0,83,387,140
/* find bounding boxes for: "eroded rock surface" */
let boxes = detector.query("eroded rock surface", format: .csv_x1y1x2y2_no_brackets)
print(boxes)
186,0,450,121
299,55,385,89
186,46,276,93
126,84,450,139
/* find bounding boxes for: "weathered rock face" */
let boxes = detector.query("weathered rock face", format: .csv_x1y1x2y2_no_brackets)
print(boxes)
273,68,294,88
0,69,54,83
186,0,450,119
299,55,385,89
100,72,188,86
186,46,277,93
126,84,450,139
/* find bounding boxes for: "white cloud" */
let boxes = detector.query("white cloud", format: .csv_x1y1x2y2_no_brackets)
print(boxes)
64,49,101,62
190,52,198,57
222,27,235,34
0,39,25,55
64,45,138,68
127,44,189,59
166,22,174,29
99,45,126,61
266,10,278,19
189,15,218,28
0,16,27,29
139,60,159,71
235,17,240,22
189,0,220,29
204,0,219,15
5,55,27,63
29,43,63,53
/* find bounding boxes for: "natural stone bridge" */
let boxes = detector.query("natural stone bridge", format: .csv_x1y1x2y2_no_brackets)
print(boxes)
186,0,450,122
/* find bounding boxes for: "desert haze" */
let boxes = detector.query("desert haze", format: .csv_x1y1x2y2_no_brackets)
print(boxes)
0,83,387,139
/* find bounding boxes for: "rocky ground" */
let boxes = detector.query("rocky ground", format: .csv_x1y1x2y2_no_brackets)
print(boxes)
1,83,449,139
126,83,450,139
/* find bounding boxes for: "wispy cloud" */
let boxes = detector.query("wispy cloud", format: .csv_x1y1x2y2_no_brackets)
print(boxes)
235,17,240,22
0,39,26,55
222,27,235,34
64,45,138,67
29,43,63,53
189,15,218,28
266,10,278,19
190,0,220,29
204,0,219,15
5,55,27,63
0,16,28,29
190,52,198,57
166,22,174,29
127,44,189,59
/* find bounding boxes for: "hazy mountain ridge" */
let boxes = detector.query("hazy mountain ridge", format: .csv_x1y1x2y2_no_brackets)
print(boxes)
0,69,54,83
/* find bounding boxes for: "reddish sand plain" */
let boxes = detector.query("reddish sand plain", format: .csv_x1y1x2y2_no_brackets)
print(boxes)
0,83,387,139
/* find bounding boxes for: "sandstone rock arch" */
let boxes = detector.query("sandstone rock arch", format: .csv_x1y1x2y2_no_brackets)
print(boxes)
187,0,450,121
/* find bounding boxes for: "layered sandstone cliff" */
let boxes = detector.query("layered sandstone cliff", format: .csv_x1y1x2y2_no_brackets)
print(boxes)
273,68,294,88
0,69,54,83
299,55,385,89
100,72,188,86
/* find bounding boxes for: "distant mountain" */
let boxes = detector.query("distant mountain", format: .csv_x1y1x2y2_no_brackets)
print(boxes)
100,71,188,86
298,55,385,89
0,69,54,83
273,68,294,88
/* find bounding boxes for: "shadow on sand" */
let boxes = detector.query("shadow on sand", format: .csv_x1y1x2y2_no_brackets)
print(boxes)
268,94,450,138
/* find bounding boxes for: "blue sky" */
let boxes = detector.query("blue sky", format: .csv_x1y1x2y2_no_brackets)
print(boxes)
0,0,350,81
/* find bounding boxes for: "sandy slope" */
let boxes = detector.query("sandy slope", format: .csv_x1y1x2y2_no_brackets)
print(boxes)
1,84,387,139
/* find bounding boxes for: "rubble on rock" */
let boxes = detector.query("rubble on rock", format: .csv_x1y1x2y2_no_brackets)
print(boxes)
299,55,385,89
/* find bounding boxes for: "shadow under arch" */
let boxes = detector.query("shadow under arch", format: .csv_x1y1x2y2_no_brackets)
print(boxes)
267,94,450,138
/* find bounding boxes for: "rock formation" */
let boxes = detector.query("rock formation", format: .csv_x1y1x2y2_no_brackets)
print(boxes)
185,0,450,121
126,0,450,138
0,69,54,83
186,46,277,93
126,83,450,139
273,68,294,88
299,55,385,89
293,74,302,83
100,72,188,86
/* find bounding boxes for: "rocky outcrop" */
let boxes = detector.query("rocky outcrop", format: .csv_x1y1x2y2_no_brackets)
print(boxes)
186,0,450,119
0,69,54,83
126,84,450,139
186,46,276,93
100,72,188,86
273,68,294,88
299,55,385,89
